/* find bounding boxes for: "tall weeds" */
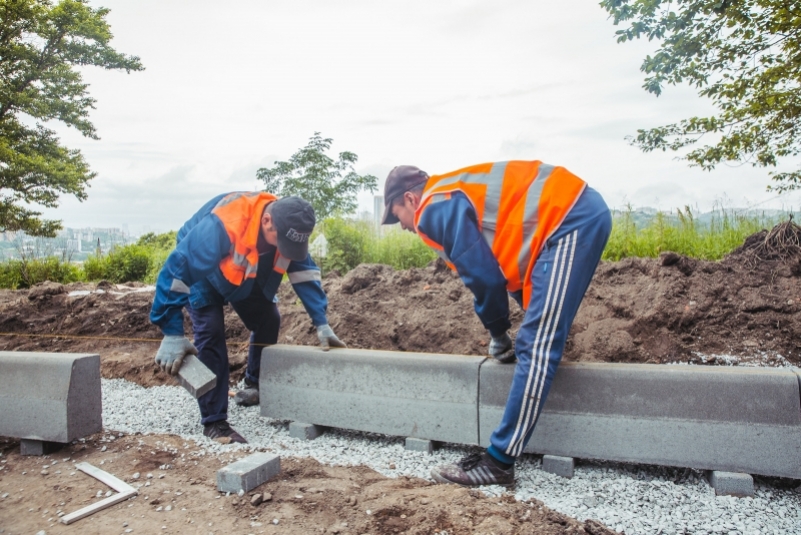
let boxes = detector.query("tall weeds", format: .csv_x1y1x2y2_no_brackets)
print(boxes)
0,208,788,288
603,205,775,261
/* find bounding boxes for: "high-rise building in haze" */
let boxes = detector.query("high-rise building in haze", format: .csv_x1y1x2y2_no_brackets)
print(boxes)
373,195,384,228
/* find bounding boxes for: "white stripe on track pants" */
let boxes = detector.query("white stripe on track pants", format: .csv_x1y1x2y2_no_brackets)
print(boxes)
488,187,612,461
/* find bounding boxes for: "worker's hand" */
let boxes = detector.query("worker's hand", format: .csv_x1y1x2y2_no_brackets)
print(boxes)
317,324,347,351
155,335,198,375
489,332,516,363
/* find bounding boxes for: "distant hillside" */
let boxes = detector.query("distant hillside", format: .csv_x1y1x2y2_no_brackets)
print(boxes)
611,207,798,230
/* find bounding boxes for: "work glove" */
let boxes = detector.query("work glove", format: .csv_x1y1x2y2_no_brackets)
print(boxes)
155,335,198,375
489,332,516,363
317,324,347,351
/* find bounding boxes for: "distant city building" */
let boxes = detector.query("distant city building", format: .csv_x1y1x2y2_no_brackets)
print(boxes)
0,231,17,242
373,195,384,228
66,239,82,253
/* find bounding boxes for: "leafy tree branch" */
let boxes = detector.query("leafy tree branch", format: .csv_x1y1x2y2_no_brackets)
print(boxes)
257,132,377,220
0,0,143,236
601,0,801,191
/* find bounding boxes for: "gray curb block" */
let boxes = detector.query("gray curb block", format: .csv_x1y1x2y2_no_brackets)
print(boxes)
0,352,102,445
260,345,483,445
260,345,801,479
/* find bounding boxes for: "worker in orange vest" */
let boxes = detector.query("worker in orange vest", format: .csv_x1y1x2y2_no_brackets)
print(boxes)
382,161,611,486
151,193,346,444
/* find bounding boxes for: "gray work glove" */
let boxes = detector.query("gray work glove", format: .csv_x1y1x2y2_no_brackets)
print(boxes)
155,335,198,375
317,324,347,351
489,332,516,363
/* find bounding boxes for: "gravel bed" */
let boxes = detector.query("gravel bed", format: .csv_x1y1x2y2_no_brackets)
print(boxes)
101,378,801,535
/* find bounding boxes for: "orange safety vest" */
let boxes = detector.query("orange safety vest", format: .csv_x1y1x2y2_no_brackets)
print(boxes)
413,161,586,307
211,191,290,286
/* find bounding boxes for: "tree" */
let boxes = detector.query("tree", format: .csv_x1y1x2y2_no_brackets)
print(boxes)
257,132,378,220
600,1,801,191
0,0,143,236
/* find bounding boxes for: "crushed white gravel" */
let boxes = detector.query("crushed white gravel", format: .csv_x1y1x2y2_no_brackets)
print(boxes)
101,378,801,535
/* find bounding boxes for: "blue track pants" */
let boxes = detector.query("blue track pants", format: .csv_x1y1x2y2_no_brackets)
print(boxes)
187,285,280,425
488,186,611,463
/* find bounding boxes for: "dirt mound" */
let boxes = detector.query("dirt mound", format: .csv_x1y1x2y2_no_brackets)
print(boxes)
0,225,798,388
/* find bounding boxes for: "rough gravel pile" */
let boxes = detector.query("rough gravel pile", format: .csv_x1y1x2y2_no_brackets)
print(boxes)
102,378,801,535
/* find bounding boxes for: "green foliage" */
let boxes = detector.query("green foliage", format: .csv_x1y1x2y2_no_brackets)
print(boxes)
0,0,143,237
138,231,176,283
366,227,437,270
81,253,106,282
83,231,176,283
318,219,370,274
0,256,83,288
83,244,150,283
137,231,177,250
603,205,774,261
600,0,801,191
316,218,436,275
257,133,378,220
143,247,171,284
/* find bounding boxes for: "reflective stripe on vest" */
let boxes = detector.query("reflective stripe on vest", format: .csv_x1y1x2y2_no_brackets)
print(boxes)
273,254,291,274
414,160,586,307
212,192,277,286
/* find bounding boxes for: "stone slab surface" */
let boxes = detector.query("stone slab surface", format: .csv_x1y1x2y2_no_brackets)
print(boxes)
708,471,754,497
479,361,801,479
217,452,280,493
0,352,102,443
405,437,434,454
542,455,574,478
289,422,324,441
20,439,64,456
261,345,484,444
177,354,217,398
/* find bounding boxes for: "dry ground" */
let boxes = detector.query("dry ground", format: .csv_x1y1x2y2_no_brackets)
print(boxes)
0,433,615,535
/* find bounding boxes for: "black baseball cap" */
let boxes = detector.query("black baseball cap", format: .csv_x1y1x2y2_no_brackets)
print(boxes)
271,196,316,261
381,165,430,225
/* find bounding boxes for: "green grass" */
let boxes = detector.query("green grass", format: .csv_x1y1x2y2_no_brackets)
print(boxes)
315,218,435,274
603,206,778,261
0,209,788,288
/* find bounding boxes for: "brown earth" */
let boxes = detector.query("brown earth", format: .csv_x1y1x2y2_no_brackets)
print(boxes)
0,432,615,535
0,224,799,534
0,225,798,389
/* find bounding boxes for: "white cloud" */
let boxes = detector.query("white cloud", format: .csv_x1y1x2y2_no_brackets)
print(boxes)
36,0,801,232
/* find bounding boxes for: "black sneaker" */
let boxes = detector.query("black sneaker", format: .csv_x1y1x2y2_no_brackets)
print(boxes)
431,452,514,487
234,378,259,407
203,420,247,444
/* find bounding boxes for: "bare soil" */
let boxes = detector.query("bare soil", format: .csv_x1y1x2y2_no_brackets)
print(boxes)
0,433,614,535
0,226,798,388
1,224,800,534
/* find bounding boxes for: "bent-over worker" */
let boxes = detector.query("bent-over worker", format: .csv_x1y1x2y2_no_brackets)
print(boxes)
382,161,611,486
150,192,345,443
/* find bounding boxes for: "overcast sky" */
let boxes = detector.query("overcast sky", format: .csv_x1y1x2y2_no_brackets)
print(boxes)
41,0,801,234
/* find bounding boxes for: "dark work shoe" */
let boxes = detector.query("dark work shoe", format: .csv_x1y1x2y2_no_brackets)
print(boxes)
431,452,514,487
203,420,247,444
234,379,259,407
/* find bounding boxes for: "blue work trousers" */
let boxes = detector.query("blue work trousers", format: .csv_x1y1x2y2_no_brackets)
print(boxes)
488,186,612,463
187,286,280,425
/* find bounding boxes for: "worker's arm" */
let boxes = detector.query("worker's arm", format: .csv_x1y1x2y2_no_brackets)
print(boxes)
150,216,231,335
286,255,346,350
417,193,512,337
286,255,328,327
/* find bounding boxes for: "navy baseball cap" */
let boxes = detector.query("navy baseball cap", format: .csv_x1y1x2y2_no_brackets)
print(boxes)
381,165,430,225
271,196,316,261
